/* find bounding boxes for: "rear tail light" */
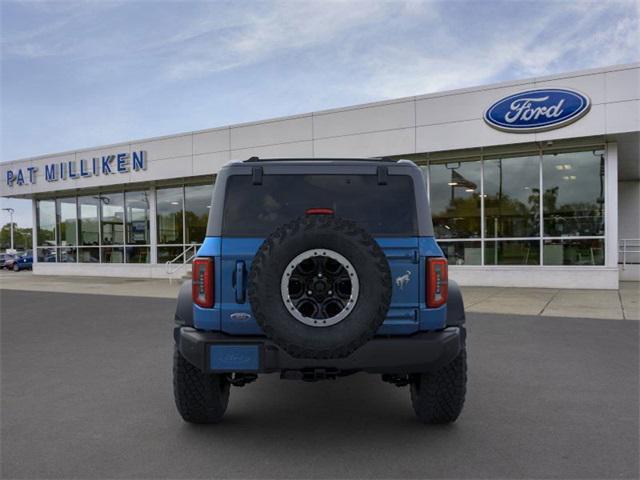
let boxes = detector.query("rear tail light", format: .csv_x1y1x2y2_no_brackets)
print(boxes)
427,257,448,308
305,208,334,215
192,257,214,308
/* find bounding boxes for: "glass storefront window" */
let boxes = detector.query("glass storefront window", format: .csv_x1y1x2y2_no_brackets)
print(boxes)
30,156,607,270
485,240,540,265
543,238,604,265
78,196,100,246
101,193,124,245
185,184,212,244
542,150,605,237
429,160,481,239
37,200,56,246
101,246,124,263
58,246,77,263
125,191,150,245
36,246,57,262
484,155,540,238
78,247,99,263
126,246,150,264
157,187,183,244
158,246,184,264
56,197,77,246
439,241,482,266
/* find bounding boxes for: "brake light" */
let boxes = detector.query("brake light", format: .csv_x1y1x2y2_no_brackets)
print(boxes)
305,208,334,215
192,257,214,308
427,257,448,308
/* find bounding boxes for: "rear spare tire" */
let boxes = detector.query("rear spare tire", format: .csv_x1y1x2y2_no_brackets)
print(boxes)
248,215,391,359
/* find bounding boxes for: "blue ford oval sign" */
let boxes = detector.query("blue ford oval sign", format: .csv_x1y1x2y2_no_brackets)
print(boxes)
484,88,591,133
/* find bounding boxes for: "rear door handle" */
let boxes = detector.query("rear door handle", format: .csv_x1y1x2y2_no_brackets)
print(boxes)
235,261,246,303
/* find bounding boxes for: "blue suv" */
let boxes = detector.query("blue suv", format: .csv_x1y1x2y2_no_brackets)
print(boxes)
174,158,466,424
12,252,33,271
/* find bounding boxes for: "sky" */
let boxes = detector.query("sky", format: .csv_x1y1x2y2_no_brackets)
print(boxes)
1,0,639,228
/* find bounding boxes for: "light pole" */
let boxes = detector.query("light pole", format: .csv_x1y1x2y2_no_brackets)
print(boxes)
2,207,15,251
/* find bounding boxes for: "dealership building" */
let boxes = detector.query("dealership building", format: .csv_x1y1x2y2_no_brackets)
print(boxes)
1,63,638,288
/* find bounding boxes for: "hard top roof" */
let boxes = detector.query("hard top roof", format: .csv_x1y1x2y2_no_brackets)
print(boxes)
223,157,421,169
237,156,402,165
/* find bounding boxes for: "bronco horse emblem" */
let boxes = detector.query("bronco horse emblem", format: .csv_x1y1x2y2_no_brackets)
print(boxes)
395,270,412,290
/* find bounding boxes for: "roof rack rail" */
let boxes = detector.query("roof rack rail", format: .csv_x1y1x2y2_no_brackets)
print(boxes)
373,156,399,162
243,156,398,163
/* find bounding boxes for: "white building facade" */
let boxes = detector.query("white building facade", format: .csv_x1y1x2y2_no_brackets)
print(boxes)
2,63,639,288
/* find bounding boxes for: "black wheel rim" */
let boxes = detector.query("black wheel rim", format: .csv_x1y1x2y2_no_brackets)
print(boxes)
281,249,359,327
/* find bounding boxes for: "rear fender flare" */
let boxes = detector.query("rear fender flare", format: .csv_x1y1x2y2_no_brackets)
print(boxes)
175,280,194,327
446,280,465,326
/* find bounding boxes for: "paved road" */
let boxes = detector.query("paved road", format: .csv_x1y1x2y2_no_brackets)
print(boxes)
1,290,638,479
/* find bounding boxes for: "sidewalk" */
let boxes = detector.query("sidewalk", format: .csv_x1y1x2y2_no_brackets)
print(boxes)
463,284,639,320
1,270,638,320
0,270,179,299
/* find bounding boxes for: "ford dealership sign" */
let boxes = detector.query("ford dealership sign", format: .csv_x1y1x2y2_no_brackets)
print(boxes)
484,88,591,133
5,151,147,187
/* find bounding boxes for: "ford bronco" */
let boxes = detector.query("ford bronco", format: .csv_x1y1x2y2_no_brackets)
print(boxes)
173,157,467,424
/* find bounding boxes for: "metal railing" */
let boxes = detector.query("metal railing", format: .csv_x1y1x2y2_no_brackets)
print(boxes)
166,244,198,280
619,239,640,269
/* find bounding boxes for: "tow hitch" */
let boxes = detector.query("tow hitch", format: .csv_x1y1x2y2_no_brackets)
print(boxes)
226,373,258,387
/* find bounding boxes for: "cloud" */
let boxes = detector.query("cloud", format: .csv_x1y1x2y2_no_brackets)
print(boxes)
348,0,640,99
1,0,125,58
163,1,404,80
3,0,637,91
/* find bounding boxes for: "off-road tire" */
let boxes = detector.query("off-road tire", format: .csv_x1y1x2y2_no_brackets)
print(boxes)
173,346,230,424
410,334,467,424
248,215,392,359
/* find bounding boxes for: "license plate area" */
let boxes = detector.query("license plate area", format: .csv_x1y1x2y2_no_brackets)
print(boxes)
209,344,260,372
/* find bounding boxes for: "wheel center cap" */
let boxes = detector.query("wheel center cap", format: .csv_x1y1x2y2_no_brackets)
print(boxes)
312,279,328,295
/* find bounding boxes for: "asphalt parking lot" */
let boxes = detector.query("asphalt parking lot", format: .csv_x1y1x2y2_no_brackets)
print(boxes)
1,289,638,479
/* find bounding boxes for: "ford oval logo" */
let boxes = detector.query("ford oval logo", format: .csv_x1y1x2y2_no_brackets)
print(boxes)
484,88,591,133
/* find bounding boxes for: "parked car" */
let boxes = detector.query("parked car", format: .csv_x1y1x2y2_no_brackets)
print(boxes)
173,157,467,424
12,252,33,271
2,253,17,270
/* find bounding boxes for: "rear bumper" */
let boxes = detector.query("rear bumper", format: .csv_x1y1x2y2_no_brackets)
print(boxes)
175,326,463,375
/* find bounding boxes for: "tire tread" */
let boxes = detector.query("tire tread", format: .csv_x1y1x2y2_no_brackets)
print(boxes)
173,347,230,424
410,343,467,424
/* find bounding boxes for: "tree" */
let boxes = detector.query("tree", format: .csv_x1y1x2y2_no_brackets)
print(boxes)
0,223,32,251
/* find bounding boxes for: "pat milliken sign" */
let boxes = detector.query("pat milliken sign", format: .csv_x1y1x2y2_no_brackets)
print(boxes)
484,88,591,133
5,151,147,187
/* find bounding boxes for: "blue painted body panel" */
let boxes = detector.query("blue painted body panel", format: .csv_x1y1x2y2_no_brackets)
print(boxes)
193,235,447,334
197,236,222,257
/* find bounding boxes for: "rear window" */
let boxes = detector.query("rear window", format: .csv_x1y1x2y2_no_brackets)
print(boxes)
222,174,417,236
